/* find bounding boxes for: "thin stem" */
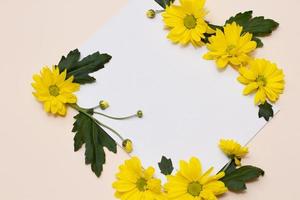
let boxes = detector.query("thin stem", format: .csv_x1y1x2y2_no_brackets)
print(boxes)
94,119,125,141
155,9,164,14
94,111,137,120
90,105,99,109
222,159,234,172
69,104,125,141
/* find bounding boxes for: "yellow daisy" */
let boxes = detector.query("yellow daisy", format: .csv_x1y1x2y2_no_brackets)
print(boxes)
32,66,80,116
203,22,257,69
165,157,227,200
162,0,214,46
238,58,285,105
219,139,248,165
113,157,166,200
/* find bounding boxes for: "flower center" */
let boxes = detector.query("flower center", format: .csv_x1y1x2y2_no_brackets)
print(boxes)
48,85,60,96
226,45,236,54
136,178,147,191
187,182,202,197
184,15,197,29
256,75,267,86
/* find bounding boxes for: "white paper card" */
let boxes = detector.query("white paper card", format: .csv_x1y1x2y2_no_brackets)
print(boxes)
77,0,271,173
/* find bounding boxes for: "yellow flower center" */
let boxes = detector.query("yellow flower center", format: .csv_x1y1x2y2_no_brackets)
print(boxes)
187,182,202,197
184,15,197,29
136,178,147,191
226,45,236,54
256,75,267,87
48,85,60,96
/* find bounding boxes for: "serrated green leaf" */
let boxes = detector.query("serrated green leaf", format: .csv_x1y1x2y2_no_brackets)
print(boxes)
58,49,80,72
154,0,175,9
226,11,253,26
221,165,264,191
243,17,279,37
225,11,279,47
72,112,117,177
57,49,112,84
258,101,274,121
158,156,174,175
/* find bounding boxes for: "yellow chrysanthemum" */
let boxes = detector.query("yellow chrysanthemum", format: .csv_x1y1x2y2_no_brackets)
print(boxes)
32,66,80,116
203,22,257,69
162,0,214,46
165,157,227,200
113,157,166,200
238,58,285,105
219,139,248,165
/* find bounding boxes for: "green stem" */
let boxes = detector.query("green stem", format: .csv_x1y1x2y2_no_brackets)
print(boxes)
69,104,125,141
155,9,164,14
93,111,138,120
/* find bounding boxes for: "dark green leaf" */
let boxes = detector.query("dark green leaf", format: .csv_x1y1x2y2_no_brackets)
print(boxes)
72,112,117,177
221,165,264,191
252,37,263,48
258,101,274,121
58,49,80,72
154,0,175,9
219,159,237,174
225,180,246,191
57,49,112,84
243,17,279,37
158,156,174,175
226,11,253,27
226,11,279,47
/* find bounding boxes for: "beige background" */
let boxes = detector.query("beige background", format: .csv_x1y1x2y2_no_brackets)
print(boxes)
0,0,299,199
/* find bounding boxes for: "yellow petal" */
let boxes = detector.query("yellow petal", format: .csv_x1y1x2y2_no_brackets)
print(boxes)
243,82,258,95
216,58,229,69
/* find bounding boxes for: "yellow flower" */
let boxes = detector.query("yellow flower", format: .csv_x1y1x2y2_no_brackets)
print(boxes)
165,157,227,200
122,139,133,153
113,157,166,200
238,58,285,105
32,66,80,116
219,139,248,165
203,22,257,69
162,0,214,46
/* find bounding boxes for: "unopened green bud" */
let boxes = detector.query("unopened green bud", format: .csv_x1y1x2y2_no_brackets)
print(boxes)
146,9,156,19
137,110,143,118
99,100,109,110
122,139,133,153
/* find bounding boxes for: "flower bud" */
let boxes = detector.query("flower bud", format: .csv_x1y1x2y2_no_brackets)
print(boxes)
146,9,156,19
122,139,133,153
99,100,109,110
234,157,241,166
137,110,143,118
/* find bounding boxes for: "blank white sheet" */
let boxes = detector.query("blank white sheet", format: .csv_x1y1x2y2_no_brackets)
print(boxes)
76,0,271,173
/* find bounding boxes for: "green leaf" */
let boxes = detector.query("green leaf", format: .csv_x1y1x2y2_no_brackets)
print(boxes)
58,49,80,72
243,17,279,37
252,37,263,48
258,101,274,121
226,11,253,27
226,11,279,47
154,0,175,9
72,112,117,177
219,159,237,174
221,165,264,191
158,156,174,175
57,49,112,84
